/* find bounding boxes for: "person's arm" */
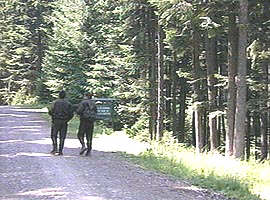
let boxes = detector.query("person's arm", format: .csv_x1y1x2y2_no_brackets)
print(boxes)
48,101,55,116
94,102,97,113
76,102,84,115
67,101,74,121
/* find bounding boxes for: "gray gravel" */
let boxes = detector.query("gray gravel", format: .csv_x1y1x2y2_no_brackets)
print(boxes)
0,106,232,200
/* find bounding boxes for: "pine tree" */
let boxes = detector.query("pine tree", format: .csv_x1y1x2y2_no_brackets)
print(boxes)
41,0,87,101
0,0,32,103
233,0,248,159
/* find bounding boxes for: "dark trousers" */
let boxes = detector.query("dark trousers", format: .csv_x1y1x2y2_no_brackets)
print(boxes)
77,118,94,151
51,119,68,153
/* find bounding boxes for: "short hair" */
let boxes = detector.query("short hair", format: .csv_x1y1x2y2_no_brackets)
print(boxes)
59,90,66,99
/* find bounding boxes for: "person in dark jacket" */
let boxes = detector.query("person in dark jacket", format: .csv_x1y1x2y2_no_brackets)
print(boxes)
76,92,97,156
48,90,73,155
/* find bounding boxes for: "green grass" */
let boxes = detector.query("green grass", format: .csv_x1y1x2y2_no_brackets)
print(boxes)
122,141,269,200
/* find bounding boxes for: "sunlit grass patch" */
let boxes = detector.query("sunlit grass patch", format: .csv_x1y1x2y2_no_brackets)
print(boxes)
124,141,267,200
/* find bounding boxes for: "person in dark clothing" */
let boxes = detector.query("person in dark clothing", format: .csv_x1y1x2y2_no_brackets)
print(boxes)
76,92,97,156
48,90,73,155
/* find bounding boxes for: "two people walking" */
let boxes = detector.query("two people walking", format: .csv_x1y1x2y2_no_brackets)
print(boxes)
48,90,97,156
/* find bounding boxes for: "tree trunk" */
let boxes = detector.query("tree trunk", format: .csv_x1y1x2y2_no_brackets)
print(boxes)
253,113,260,160
172,52,178,139
165,64,172,131
148,9,157,140
260,0,270,161
195,107,204,153
246,112,251,160
206,35,218,151
268,64,270,159
226,7,238,157
192,112,196,146
192,26,204,153
260,111,268,161
233,0,248,159
260,61,268,161
156,21,165,141
266,0,270,161
141,6,147,79
178,78,187,143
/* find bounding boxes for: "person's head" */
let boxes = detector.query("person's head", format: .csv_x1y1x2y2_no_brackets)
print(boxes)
59,90,66,99
84,92,93,99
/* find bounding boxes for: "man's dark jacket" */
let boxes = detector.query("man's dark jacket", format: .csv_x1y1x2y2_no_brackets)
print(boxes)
49,99,73,121
76,99,97,120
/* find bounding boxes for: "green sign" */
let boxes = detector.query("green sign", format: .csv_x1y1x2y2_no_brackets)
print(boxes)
93,98,117,120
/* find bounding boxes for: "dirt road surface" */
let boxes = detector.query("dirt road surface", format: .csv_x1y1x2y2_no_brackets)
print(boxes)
0,106,232,200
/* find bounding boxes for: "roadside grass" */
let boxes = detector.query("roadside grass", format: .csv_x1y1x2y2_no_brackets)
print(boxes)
122,141,269,200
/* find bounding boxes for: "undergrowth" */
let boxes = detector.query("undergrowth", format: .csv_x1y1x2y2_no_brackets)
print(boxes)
123,140,269,200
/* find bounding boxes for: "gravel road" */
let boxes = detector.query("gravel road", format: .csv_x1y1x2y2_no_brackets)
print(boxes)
0,106,232,200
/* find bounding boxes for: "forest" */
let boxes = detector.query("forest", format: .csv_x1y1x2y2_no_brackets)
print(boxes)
0,0,269,161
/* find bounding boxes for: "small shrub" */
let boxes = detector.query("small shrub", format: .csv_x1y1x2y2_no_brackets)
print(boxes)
125,115,149,142
11,88,38,105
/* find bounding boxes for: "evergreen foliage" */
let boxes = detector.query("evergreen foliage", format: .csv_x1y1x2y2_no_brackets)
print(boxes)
0,0,270,162
41,0,87,102
0,0,53,104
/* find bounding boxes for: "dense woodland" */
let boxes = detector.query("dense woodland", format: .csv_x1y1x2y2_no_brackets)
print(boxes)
0,0,269,161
